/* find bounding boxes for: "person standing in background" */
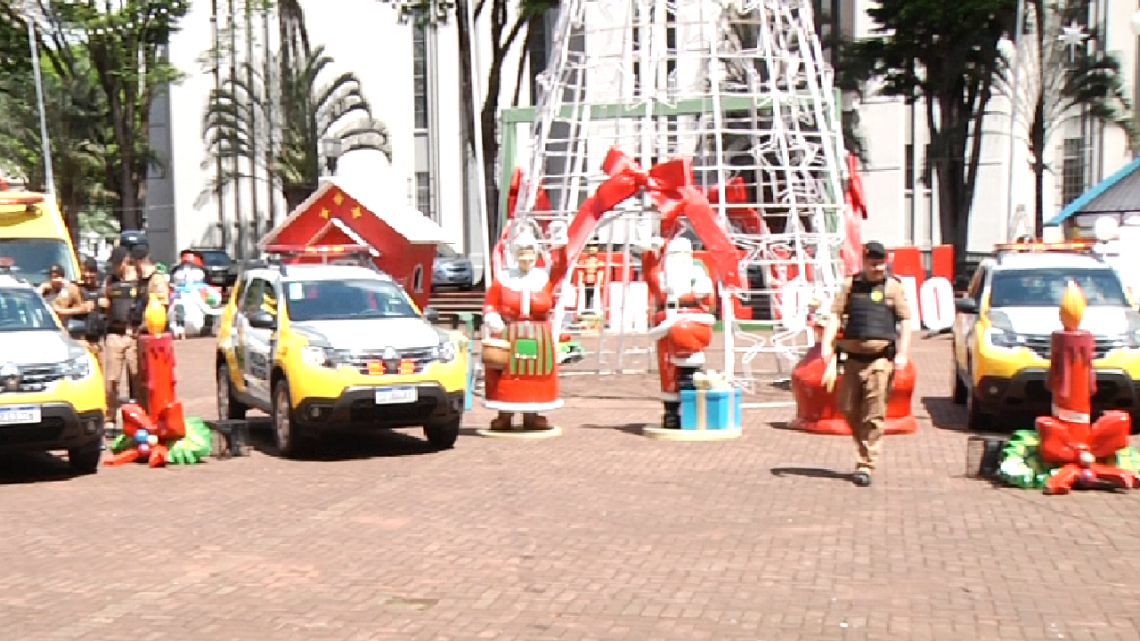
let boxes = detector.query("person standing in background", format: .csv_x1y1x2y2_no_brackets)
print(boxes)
103,247,139,431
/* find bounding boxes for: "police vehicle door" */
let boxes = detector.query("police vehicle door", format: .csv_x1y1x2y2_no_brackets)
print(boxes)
239,277,273,404
955,265,989,379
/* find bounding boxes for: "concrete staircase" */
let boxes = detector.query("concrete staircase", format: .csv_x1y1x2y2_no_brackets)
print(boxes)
429,290,484,330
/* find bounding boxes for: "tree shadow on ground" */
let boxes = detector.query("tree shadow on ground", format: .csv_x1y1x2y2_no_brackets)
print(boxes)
578,422,647,437
770,467,852,482
0,452,81,485
920,395,967,432
246,418,444,461
921,396,1031,433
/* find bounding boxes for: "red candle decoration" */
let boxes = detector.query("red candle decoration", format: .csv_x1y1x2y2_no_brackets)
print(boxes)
104,301,187,468
1034,281,1139,494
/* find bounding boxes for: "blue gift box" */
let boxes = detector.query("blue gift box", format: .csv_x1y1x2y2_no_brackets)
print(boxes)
680,387,742,431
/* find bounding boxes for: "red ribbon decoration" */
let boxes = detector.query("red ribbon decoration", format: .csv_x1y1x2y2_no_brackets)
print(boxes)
493,148,744,291
577,148,743,290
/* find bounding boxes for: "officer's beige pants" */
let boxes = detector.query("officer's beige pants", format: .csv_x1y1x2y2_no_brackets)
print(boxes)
104,333,138,424
837,357,894,472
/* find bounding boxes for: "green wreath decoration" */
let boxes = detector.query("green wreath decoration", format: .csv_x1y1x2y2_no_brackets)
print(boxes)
998,429,1140,488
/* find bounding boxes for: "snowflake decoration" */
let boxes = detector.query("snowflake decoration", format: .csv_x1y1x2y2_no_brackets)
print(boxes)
1058,21,1089,61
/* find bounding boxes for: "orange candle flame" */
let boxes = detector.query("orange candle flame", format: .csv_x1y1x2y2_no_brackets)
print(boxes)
1059,281,1086,331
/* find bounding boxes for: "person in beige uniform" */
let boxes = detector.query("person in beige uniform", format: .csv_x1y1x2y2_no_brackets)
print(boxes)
820,241,911,487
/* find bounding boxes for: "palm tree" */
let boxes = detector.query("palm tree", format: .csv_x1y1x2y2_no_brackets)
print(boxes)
200,44,393,213
994,0,1136,234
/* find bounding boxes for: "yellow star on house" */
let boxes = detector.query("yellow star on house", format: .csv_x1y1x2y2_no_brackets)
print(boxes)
319,207,330,219
333,192,344,206
351,205,362,218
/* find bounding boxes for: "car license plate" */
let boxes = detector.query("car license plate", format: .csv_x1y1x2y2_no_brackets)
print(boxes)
375,387,416,405
0,405,41,425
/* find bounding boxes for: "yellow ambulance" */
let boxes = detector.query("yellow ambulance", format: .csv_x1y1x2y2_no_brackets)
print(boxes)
0,191,81,286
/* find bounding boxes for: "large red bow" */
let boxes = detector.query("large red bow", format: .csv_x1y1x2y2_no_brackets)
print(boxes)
1035,412,1138,494
578,148,742,290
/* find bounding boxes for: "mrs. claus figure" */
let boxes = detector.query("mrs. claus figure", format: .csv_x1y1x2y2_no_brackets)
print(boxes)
482,226,569,431
640,236,717,429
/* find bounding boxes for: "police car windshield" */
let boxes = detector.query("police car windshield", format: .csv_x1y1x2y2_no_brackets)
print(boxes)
989,268,1128,308
0,239,76,286
0,289,58,331
284,278,419,322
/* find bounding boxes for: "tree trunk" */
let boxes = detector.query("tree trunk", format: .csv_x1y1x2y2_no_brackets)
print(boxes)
1031,99,1046,237
284,184,312,212
456,0,478,158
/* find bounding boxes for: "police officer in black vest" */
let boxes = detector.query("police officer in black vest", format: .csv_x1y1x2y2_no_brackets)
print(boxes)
820,241,912,487
103,246,140,430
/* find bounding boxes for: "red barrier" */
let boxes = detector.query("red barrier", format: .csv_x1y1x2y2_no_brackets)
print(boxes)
930,245,954,283
789,343,918,435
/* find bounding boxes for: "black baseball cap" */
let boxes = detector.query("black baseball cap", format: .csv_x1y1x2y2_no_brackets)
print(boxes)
863,241,887,259
47,264,64,277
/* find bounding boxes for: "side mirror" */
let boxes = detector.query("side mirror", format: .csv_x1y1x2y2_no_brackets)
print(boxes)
248,310,276,330
65,318,86,340
955,297,978,314
423,306,440,324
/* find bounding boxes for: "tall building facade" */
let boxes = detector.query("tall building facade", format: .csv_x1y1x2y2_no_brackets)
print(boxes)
145,0,1137,266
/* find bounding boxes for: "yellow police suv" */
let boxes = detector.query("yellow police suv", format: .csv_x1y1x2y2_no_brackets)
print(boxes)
215,246,468,457
952,242,1140,431
0,259,105,473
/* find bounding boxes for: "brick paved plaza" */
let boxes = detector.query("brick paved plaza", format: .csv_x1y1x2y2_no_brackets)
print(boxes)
2,334,1140,641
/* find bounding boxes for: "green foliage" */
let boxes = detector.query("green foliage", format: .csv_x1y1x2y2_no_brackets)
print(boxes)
992,0,1135,231
200,44,392,210
840,0,1017,261
0,0,190,230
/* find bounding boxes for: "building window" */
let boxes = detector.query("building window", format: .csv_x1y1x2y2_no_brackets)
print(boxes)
412,24,429,130
412,265,424,293
415,171,434,221
1062,137,1086,206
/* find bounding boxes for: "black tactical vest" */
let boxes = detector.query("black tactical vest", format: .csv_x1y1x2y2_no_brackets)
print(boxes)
842,276,900,342
78,284,105,338
107,276,138,332
132,273,164,333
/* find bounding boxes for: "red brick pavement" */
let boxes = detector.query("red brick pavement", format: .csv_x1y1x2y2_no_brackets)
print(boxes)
1,334,1140,640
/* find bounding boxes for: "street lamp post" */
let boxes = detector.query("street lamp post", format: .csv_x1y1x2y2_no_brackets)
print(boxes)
1005,0,1026,240
322,137,343,176
22,2,54,198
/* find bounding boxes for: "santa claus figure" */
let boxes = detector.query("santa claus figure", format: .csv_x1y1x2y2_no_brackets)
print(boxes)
482,227,569,431
640,236,717,428
576,244,605,313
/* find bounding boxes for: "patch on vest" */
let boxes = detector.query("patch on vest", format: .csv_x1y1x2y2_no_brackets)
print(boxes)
870,290,883,302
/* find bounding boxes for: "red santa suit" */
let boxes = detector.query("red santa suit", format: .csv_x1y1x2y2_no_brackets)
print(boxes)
482,231,569,414
642,237,716,402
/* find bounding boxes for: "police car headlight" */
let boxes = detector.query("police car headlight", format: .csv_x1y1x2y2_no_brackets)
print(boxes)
435,341,457,363
62,354,94,380
984,327,1026,350
301,345,336,368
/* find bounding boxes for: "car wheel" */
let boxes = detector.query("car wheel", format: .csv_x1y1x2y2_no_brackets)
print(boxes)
68,441,102,475
424,418,461,450
966,392,993,432
952,362,968,405
217,363,247,420
272,379,307,458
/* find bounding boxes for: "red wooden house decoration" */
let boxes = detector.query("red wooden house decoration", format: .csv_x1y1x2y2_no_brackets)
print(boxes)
259,177,448,310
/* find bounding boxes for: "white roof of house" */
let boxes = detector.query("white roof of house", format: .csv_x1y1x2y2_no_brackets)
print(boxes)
260,177,448,247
